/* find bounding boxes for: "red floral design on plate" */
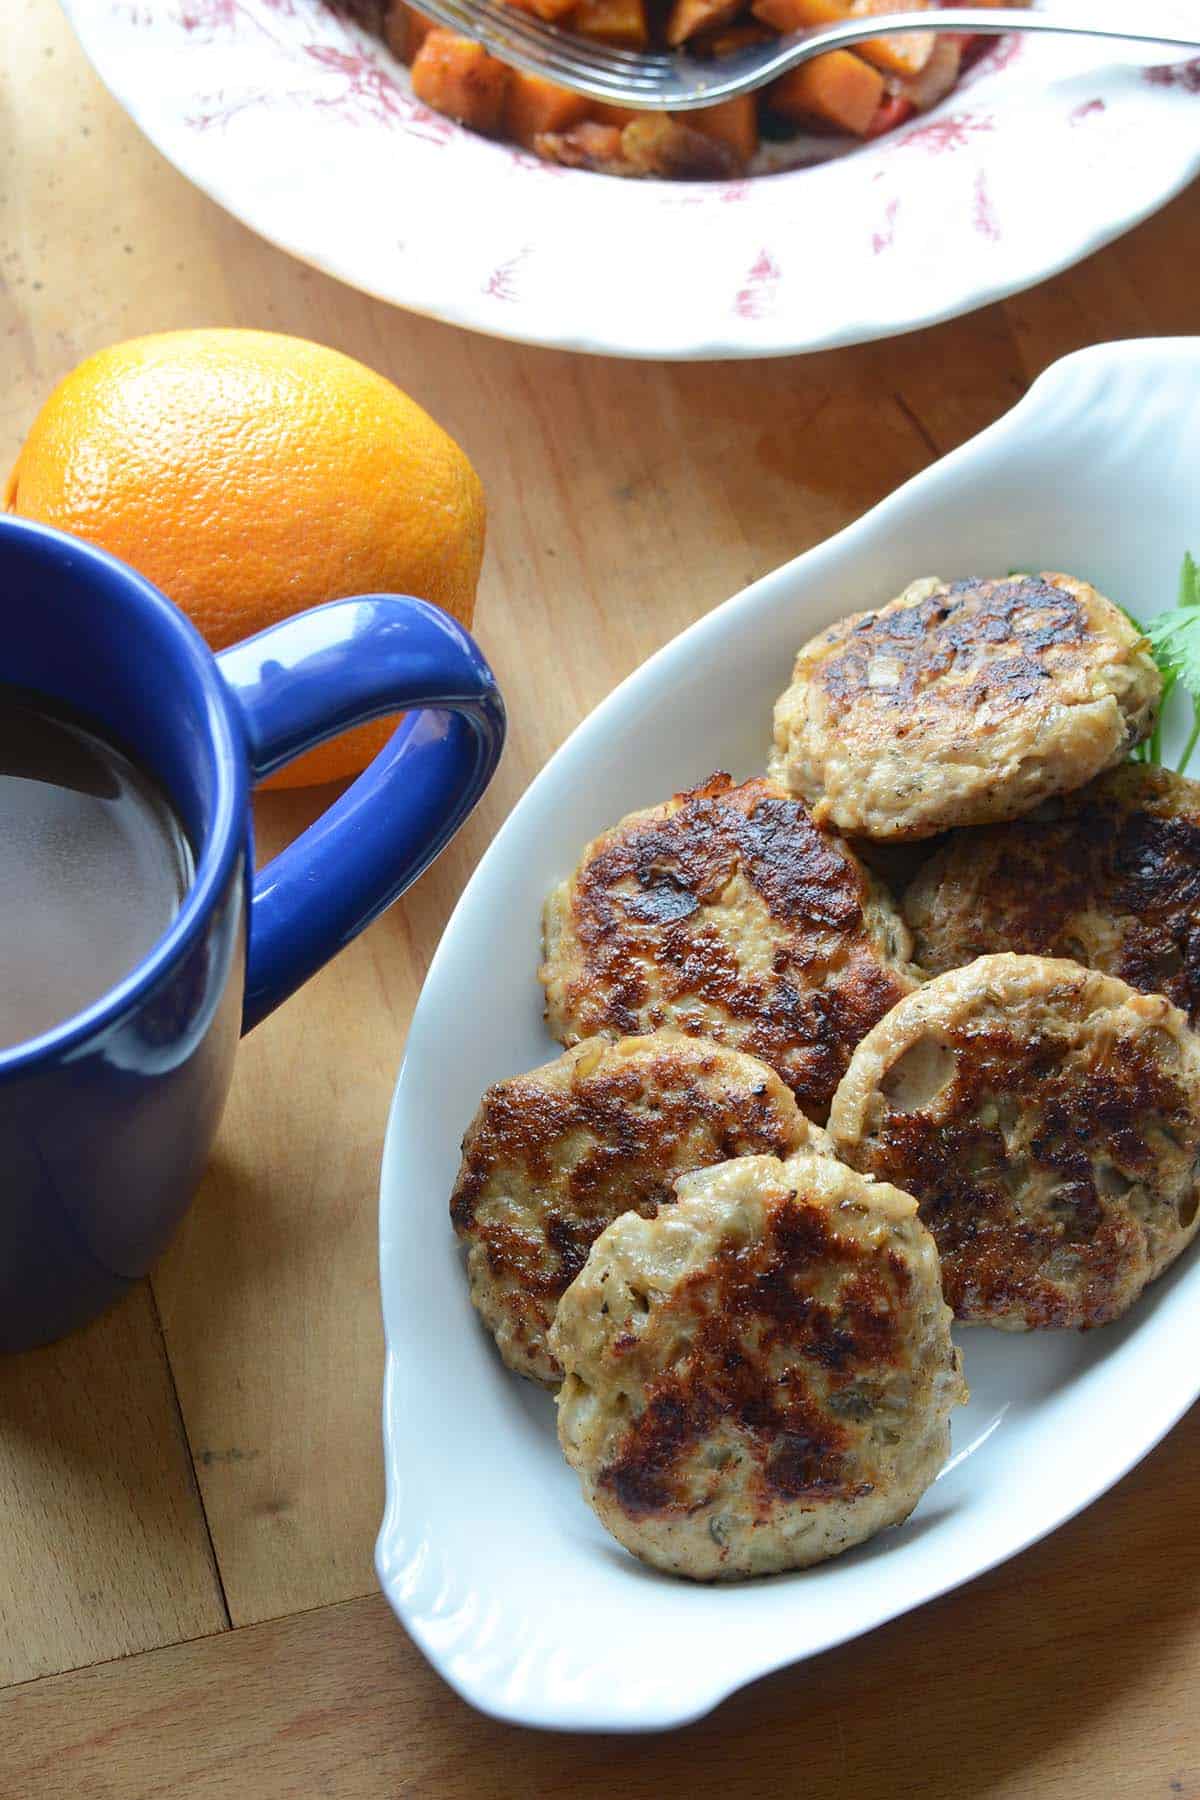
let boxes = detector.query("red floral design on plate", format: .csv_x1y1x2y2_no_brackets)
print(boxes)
71,0,1200,354
896,111,995,154
179,0,256,29
1145,59,1200,95
972,168,999,242
302,42,413,125
180,4,461,146
188,88,276,129
483,248,532,302
180,0,303,26
872,195,899,256
734,249,780,321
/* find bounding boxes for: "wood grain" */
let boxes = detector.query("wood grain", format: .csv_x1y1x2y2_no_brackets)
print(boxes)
4,0,1200,1787
3,1405,1199,1799
0,1285,226,1687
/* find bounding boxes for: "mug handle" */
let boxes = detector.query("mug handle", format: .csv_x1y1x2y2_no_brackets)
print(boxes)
216,595,505,1034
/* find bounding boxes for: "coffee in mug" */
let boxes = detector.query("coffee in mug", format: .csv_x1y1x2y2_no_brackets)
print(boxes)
0,686,192,1050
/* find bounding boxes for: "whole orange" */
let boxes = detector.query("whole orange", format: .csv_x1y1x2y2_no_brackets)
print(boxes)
3,330,485,787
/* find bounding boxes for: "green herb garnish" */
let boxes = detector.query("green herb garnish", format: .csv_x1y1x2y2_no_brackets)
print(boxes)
1139,552,1200,773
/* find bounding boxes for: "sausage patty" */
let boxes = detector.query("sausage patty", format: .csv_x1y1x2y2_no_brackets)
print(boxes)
550,1151,964,1581
828,954,1200,1330
450,1032,820,1386
904,763,1200,1025
770,574,1159,840
540,774,919,1121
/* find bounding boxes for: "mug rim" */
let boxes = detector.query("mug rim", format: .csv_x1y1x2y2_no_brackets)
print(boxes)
0,515,248,1078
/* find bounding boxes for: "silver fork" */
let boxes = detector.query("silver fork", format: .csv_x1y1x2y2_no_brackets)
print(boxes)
401,5,1200,111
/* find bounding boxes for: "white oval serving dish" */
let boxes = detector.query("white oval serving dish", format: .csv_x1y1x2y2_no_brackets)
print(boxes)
61,0,1200,358
378,338,1200,1730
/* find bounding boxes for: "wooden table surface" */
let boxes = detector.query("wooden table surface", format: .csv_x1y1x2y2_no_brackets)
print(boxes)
3,2,1200,1792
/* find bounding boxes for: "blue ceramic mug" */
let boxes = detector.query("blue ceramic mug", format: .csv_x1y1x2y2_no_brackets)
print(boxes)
0,514,505,1351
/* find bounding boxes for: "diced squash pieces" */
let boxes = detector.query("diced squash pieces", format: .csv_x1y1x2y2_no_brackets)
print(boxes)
665,0,742,48
872,28,937,76
750,0,935,79
411,30,511,131
752,0,816,34
383,2,435,61
768,47,884,134
847,0,935,76
389,0,998,171
504,0,577,23
687,95,758,166
570,0,649,48
503,70,590,147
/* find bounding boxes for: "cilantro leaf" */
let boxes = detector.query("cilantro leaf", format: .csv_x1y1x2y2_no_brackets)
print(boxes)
1144,609,1200,697
1140,552,1200,774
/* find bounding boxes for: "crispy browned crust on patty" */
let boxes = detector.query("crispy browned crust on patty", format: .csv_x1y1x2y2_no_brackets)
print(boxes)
770,574,1159,839
597,1190,913,1521
829,955,1200,1331
450,1033,813,1385
540,774,918,1121
819,575,1101,710
550,1154,963,1579
905,763,1200,1024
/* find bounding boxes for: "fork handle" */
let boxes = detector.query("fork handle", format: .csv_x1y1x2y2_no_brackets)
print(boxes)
797,8,1200,50
704,6,1200,112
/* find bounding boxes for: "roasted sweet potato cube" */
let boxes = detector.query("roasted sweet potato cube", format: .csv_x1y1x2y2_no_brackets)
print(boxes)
569,0,649,48
503,70,590,146
687,95,758,166
751,0,935,79
768,48,885,134
505,0,577,23
665,0,742,47
410,30,511,131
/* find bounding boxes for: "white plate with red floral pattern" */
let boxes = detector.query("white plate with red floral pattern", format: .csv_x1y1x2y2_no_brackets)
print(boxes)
376,339,1200,1730
62,0,1200,358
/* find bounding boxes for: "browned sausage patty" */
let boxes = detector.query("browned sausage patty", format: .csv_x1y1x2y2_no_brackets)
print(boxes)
550,1153,964,1580
450,1032,819,1385
829,955,1200,1331
905,763,1200,1025
770,574,1159,840
540,774,919,1121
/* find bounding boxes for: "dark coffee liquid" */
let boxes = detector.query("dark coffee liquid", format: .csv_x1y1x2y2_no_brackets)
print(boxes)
0,688,193,1050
